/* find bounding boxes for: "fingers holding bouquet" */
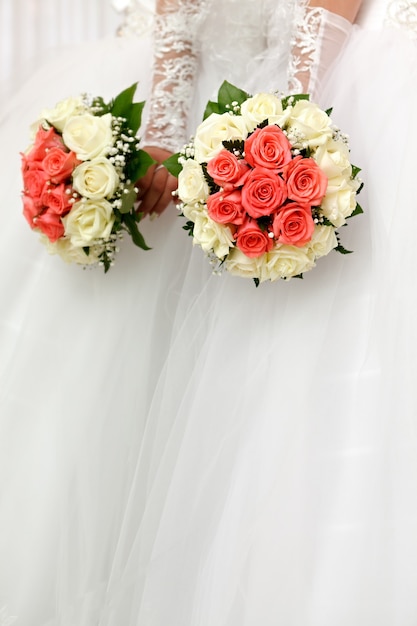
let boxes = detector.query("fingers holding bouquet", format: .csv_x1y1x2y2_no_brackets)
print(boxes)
136,145,178,217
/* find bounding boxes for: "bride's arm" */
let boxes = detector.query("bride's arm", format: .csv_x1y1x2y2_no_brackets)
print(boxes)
138,0,207,216
308,0,362,22
289,0,363,98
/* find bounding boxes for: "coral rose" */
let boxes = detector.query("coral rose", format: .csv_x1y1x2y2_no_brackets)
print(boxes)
42,147,79,184
242,167,287,219
28,126,64,162
236,219,274,258
22,164,49,205
272,202,315,247
41,184,72,215
34,210,65,242
284,155,328,206
244,125,292,170
22,194,39,228
207,190,246,226
206,150,250,188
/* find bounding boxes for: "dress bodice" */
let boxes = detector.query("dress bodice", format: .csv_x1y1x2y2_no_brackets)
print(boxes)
115,0,417,36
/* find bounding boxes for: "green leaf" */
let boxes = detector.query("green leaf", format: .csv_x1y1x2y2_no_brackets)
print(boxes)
110,83,138,119
123,212,151,250
128,149,156,181
281,93,310,109
217,81,249,111
182,220,195,237
256,119,269,130
99,250,112,273
335,244,353,255
118,184,137,215
348,203,364,218
321,216,334,227
325,107,333,116
124,101,145,135
203,100,221,119
201,163,219,192
351,164,361,179
253,277,260,288
222,139,245,154
163,153,183,178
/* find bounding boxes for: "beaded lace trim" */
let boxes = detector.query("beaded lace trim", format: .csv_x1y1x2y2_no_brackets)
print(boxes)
287,2,325,94
385,0,417,37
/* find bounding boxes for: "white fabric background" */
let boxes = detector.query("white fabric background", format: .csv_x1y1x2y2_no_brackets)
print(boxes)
0,0,121,97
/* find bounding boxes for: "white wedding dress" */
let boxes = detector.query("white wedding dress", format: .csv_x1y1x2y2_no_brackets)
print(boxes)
1,1,417,625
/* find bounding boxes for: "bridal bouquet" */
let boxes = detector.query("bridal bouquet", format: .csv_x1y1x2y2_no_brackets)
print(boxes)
21,84,154,272
166,82,362,284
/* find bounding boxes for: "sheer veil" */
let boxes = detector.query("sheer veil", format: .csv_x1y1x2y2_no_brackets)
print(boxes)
0,1,299,625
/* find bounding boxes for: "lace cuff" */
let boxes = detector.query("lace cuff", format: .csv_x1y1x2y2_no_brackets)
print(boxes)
143,0,208,152
288,3,352,99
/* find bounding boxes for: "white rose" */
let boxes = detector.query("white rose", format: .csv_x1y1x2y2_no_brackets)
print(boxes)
313,138,351,179
41,235,100,265
72,157,120,199
321,177,358,227
63,113,114,160
307,225,338,259
240,93,291,132
225,247,263,280
193,113,249,163
286,100,332,149
40,96,85,133
262,244,315,281
63,198,115,246
193,213,234,259
178,159,210,204
182,202,205,222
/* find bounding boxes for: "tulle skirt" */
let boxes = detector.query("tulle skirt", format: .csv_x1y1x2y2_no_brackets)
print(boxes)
1,18,417,626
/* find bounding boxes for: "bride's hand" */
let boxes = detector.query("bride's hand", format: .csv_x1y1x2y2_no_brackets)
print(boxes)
136,145,178,217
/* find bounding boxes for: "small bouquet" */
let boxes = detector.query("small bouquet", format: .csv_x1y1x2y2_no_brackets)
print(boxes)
21,84,154,271
166,81,362,285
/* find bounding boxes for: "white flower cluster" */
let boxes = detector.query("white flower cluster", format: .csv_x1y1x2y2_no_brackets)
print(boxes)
177,92,361,282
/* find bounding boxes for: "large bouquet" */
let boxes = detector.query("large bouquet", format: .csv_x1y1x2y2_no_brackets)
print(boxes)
167,82,362,285
21,84,154,271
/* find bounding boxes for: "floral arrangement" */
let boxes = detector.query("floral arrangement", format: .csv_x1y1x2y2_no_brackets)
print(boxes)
21,84,154,271
166,81,362,285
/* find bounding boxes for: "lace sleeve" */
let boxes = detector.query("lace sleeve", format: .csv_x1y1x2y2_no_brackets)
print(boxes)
143,0,209,152
288,1,354,98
